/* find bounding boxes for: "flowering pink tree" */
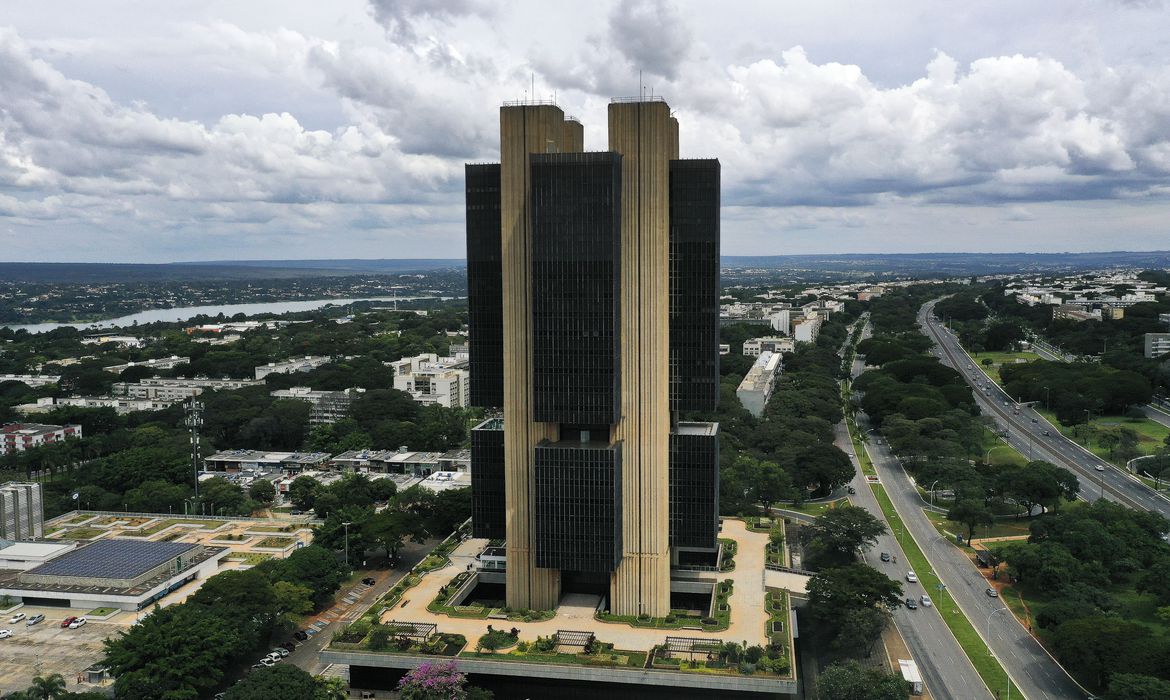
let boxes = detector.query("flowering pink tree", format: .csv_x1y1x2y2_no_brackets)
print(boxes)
397,661,469,700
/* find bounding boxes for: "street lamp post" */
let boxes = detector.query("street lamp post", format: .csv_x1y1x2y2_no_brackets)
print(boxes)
342,521,352,566
985,607,1011,699
928,480,939,512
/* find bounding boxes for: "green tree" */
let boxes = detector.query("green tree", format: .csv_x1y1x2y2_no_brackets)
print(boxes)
803,505,887,567
272,580,315,617
223,666,319,700
818,660,910,700
362,507,428,561
248,479,276,505
1106,674,1170,700
948,500,995,544
288,475,321,511
1051,616,1151,688
26,674,67,700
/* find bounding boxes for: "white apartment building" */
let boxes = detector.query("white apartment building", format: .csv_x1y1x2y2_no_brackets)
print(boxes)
16,396,177,415
1,424,82,455
270,386,365,424
1146,333,1170,359
769,309,792,335
389,354,470,408
82,335,146,349
103,356,190,374
736,351,782,418
0,374,61,388
743,337,795,357
113,377,262,401
255,356,333,380
793,317,823,343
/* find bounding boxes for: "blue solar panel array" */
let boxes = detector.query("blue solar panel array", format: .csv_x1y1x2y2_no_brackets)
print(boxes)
30,539,196,581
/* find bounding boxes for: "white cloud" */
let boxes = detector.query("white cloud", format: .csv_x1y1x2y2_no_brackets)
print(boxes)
0,1,1168,261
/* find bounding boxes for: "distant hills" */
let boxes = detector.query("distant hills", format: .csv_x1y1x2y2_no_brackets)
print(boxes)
2,251,1167,284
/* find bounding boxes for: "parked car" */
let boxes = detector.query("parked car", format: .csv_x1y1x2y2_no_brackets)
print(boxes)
69,617,87,629
60,616,78,628
920,594,933,607
1042,430,1050,436
26,614,44,626
260,658,277,667
906,571,918,583
9,613,25,624
880,552,891,562
272,648,289,658
985,587,999,598
293,630,309,641
0,629,11,639
280,642,296,651
361,577,376,586
905,598,918,610
1031,417,1039,423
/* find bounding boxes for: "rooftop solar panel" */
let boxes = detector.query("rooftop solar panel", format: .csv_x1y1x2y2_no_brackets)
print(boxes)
28,539,197,581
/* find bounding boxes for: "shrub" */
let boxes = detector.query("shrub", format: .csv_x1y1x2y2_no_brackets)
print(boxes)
368,626,393,651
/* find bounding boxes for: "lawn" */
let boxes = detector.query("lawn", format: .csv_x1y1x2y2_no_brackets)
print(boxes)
1038,409,1170,465
868,483,1020,699
253,536,296,549
225,552,274,565
87,607,118,617
775,499,846,517
968,351,1039,384
923,508,1033,541
58,527,103,540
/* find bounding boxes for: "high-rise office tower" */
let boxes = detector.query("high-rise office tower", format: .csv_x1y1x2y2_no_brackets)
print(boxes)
0,482,44,540
468,97,720,617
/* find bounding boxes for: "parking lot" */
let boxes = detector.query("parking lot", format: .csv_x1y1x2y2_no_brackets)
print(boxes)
0,608,125,694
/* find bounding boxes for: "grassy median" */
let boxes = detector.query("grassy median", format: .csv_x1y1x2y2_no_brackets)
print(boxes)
868,482,1021,699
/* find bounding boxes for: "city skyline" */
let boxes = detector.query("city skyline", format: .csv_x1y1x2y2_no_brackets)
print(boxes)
2,1,1170,262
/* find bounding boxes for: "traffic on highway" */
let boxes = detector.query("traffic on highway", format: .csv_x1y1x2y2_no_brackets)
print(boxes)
920,299,1170,521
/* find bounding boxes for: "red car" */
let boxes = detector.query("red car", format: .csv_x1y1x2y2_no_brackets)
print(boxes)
60,616,78,628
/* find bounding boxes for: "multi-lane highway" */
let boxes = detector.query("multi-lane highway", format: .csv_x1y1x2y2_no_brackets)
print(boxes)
920,299,1170,520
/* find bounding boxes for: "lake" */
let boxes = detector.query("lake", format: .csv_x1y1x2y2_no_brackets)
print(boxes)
3,296,461,334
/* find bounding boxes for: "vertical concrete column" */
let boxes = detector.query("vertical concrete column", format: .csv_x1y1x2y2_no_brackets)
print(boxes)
607,100,678,617
499,104,581,610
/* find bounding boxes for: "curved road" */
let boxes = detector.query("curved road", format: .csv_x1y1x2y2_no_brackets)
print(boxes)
921,299,1170,519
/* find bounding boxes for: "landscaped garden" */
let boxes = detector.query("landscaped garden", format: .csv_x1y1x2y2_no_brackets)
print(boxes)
465,633,647,668
597,580,733,632
253,536,296,549
718,538,737,571
426,572,554,622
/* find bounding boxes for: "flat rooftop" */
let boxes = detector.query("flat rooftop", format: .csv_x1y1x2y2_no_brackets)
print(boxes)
27,539,197,580
0,541,74,559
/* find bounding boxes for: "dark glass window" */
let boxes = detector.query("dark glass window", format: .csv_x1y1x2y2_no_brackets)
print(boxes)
669,423,720,549
530,152,623,425
471,417,506,540
669,159,721,412
534,440,622,572
466,163,504,408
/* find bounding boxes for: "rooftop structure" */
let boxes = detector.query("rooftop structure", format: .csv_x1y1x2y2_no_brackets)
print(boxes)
204,450,332,473
0,482,44,540
743,337,794,357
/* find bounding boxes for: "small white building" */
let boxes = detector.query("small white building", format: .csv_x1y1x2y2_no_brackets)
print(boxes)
113,376,262,401
1,424,82,455
388,353,470,408
743,337,795,357
793,317,823,343
0,374,61,388
255,356,333,380
103,356,189,375
270,386,365,424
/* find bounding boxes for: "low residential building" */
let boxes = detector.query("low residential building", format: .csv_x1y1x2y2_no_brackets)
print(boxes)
270,386,365,424
736,351,782,418
0,482,44,539
255,355,333,380
0,374,61,388
388,353,470,408
1053,305,1098,322
329,450,401,472
793,316,823,343
103,356,189,374
743,337,794,356
718,344,730,355
82,335,146,349
1,424,82,455
203,450,332,473
16,396,177,415
1145,333,1170,359
113,376,262,401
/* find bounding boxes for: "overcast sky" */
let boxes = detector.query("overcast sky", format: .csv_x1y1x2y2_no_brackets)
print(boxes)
2,0,1169,262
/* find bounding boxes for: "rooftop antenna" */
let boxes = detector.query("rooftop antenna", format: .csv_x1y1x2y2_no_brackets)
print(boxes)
531,72,535,104
639,69,643,99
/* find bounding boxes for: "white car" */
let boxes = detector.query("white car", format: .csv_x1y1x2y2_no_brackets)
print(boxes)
260,657,277,667
68,617,87,629
1095,465,1106,472
8,613,25,624
920,594,933,607
906,571,918,583
0,629,11,639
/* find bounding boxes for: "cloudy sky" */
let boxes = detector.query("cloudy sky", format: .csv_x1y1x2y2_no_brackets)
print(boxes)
2,0,1169,262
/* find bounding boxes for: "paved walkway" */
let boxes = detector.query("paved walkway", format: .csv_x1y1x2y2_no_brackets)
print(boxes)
380,519,772,648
